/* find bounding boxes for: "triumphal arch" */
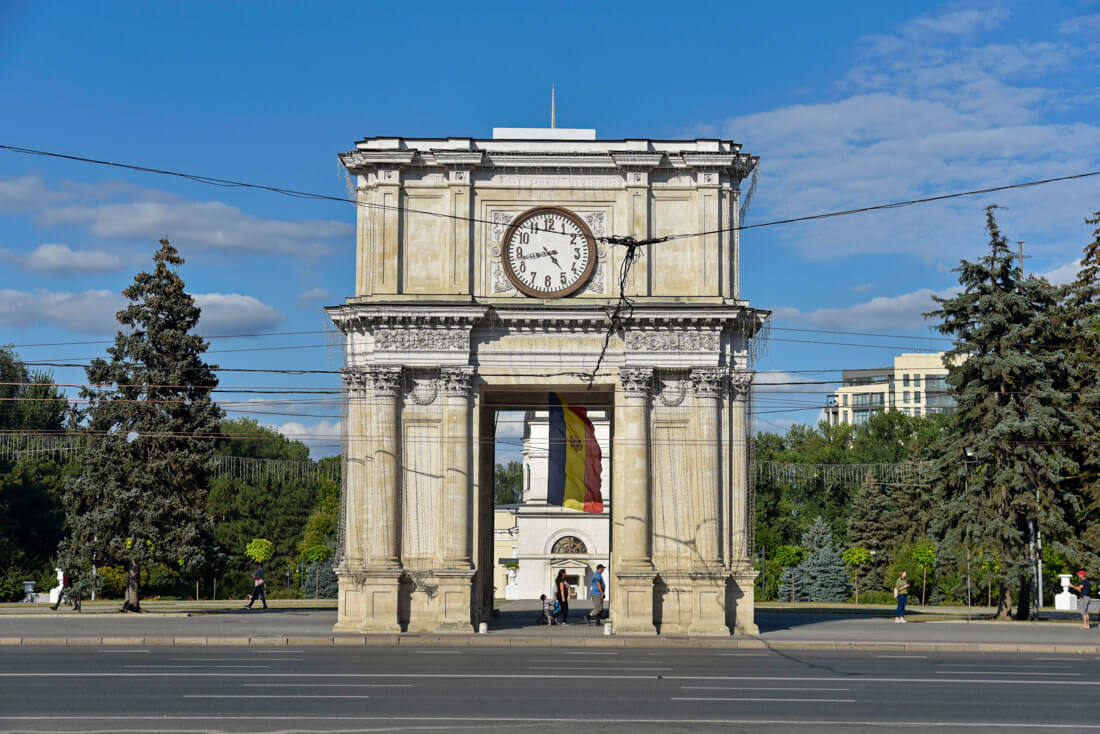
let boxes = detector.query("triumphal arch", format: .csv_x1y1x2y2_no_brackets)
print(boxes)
327,127,765,635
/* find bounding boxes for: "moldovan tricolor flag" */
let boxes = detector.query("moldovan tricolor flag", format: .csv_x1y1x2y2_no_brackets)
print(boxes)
547,393,603,513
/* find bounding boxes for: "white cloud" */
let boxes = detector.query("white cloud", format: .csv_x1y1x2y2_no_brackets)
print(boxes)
193,293,284,335
264,420,343,459
42,198,349,257
718,7,1100,266
0,288,124,334
780,287,961,331
0,243,125,274
0,175,351,258
0,175,69,212
1058,13,1100,36
295,287,331,309
0,288,282,335
1040,259,1080,286
851,283,875,292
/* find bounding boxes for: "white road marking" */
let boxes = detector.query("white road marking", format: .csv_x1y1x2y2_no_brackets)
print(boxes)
414,651,462,654
251,650,306,653
528,666,672,671
244,683,412,688
8,672,1100,686
1035,657,1084,661
562,652,618,655
185,694,369,699
4,716,1100,729
935,671,1079,676
878,655,927,659
681,686,850,691
169,658,303,662
718,653,769,657
95,650,148,654
123,665,271,669
672,697,857,703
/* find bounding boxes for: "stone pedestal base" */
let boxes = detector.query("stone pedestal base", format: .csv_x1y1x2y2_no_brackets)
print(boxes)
335,568,403,634
688,575,731,636
612,569,657,635
404,570,476,633
729,568,759,635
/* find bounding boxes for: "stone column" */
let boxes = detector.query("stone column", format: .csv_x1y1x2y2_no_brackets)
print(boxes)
434,366,477,632
687,366,729,635
612,367,656,634
729,369,759,634
338,364,403,634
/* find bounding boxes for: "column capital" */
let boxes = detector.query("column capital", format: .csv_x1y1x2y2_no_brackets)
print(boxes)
341,367,368,390
619,367,654,397
731,370,753,399
691,367,729,399
365,365,403,396
440,366,477,396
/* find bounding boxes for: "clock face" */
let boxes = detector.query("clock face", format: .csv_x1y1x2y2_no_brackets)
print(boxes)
500,207,597,298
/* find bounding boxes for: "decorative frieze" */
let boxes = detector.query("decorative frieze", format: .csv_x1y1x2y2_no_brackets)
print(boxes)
374,328,470,352
625,330,720,353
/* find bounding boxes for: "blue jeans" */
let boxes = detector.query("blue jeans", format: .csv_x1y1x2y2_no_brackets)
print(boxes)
895,593,908,617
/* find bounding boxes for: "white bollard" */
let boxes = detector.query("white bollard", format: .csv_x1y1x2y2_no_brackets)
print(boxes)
603,621,613,636
478,622,488,634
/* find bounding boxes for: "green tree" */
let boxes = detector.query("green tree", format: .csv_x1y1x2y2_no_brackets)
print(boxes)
246,538,275,563
926,208,1081,619
797,516,849,602
843,546,873,604
494,459,523,505
60,239,224,612
218,417,310,461
910,539,937,606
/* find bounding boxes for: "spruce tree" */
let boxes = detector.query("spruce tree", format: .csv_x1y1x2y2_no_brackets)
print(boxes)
777,566,806,602
1062,211,1100,570
926,207,1081,620
60,239,223,611
797,516,849,602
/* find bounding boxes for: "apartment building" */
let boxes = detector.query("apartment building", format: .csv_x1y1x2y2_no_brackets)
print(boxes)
825,352,956,426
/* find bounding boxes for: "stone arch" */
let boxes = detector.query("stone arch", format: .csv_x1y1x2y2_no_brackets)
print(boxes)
544,529,597,556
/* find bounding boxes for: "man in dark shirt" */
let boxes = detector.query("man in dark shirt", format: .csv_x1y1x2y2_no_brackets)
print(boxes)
1070,570,1092,629
245,563,269,610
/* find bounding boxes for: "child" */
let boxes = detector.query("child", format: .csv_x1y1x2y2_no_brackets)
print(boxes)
537,593,555,625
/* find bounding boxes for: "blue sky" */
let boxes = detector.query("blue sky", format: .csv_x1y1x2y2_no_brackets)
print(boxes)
1,0,1099,452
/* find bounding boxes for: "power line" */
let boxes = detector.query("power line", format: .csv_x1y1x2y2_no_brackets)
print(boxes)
4,143,1098,248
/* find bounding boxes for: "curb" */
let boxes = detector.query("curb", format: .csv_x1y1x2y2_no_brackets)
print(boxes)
1,635,1098,654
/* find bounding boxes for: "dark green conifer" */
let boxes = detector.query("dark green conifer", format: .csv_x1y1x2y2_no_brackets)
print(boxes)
926,207,1080,619
60,239,223,611
797,516,849,602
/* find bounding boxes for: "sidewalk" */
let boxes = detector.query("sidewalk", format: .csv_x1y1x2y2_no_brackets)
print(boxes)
4,599,1099,653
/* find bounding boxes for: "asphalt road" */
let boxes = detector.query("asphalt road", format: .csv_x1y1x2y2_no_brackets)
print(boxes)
1,645,1098,732
5,604,1100,647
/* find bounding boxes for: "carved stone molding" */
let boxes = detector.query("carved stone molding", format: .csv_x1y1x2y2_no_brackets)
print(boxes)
655,372,689,407
404,371,439,406
731,370,753,399
624,330,720,353
578,263,606,295
619,367,654,397
374,328,469,352
691,367,729,399
440,366,477,396
491,264,517,294
365,366,403,396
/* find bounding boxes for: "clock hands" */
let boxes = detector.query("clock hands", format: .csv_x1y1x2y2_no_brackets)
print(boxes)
541,246,562,270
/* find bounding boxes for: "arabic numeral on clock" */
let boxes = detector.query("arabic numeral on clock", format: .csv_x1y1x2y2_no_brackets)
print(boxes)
574,248,581,259
544,275,551,288
519,262,525,273
560,273,567,285
516,246,523,257
520,232,530,245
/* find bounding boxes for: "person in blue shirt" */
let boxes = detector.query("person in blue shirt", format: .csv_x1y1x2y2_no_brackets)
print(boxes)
586,564,606,625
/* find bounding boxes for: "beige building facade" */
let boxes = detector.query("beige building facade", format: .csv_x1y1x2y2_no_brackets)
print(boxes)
825,352,956,426
327,127,765,635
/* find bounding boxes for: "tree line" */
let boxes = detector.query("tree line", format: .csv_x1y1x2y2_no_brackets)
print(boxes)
756,207,1100,619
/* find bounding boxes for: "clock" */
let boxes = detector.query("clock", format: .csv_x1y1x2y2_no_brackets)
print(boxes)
500,207,597,298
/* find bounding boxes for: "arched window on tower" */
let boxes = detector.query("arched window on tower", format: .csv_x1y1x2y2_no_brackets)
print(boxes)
551,536,587,554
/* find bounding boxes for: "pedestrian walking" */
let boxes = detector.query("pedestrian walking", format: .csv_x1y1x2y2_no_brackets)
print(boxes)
893,570,910,623
536,593,556,625
1070,570,1092,629
48,571,80,612
554,569,570,625
586,564,606,625
245,563,268,609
